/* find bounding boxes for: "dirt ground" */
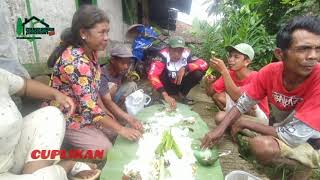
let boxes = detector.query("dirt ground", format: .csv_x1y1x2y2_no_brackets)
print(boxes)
191,101,268,179
179,84,269,179
190,102,269,179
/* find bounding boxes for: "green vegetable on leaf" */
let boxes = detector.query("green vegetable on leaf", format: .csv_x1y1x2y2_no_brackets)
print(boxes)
155,130,183,159
205,67,214,77
205,51,216,77
172,140,183,158
158,158,165,180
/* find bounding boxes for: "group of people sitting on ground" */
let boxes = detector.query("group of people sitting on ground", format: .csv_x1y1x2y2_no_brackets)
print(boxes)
0,4,319,180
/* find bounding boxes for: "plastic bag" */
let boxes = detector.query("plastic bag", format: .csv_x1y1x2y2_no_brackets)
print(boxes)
125,89,151,116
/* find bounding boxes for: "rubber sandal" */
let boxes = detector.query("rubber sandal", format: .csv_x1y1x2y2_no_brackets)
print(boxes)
69,162,101,180
181,97,196,105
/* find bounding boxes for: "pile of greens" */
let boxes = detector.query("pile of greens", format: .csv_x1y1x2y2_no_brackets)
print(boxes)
155,130,182,159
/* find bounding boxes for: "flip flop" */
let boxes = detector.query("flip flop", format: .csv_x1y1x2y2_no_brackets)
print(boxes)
69,162,101,180
180,97,196,105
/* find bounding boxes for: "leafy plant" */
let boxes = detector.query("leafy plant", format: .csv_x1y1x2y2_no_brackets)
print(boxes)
122,0,138,25
244,0,320,35
282,0,320,21
189,5,275,71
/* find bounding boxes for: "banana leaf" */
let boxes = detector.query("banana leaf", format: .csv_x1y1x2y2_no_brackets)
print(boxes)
101,103,224,180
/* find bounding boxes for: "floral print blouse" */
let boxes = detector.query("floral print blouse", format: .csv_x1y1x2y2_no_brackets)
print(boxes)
49,46,105,129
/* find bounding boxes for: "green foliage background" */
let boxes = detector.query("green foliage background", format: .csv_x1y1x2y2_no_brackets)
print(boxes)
189,0,320,71
188,1,320,178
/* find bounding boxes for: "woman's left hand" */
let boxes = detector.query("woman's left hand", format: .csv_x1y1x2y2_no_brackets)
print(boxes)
54,91,75,116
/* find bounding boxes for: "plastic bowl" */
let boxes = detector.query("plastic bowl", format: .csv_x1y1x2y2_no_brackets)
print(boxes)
193,149,219,166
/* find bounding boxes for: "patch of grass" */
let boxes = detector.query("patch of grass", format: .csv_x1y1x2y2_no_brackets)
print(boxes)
206,105,220,112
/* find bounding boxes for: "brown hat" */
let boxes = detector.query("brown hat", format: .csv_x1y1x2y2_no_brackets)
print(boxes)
110,45,136,58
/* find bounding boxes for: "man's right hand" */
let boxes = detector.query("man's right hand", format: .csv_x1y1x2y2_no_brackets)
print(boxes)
118,127,142,141
201,126,225,149
209,58,228,75
163,94,177,110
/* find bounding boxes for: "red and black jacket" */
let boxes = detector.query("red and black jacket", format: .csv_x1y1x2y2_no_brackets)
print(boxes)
148,48,208,93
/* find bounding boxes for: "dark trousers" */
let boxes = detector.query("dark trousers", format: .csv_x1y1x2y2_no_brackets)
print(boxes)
160,70,203,96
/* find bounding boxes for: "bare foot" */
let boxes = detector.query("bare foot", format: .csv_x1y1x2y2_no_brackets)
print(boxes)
74,162,98,179
58,160,99,179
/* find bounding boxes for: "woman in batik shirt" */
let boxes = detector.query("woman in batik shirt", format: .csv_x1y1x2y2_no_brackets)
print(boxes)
47,5,142,159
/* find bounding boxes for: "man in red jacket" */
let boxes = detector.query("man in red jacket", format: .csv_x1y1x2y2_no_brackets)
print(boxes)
148,36,208,109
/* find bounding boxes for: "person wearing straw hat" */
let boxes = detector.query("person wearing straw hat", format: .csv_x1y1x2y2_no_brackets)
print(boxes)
148,36,208,109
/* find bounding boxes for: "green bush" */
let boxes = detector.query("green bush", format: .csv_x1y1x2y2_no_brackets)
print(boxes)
189,5,275,71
